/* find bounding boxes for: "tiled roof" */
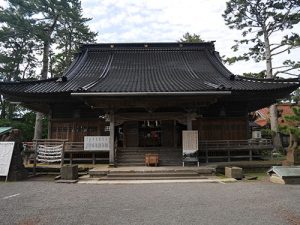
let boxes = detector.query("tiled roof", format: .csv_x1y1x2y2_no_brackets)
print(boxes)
0,42,299,95
255,104,298,127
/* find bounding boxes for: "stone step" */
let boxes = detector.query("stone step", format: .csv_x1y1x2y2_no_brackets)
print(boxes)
116,160,182,165
117,156,181,162
117,148,182,166
107,172,200,177
100,176,209,180
89,167,216,178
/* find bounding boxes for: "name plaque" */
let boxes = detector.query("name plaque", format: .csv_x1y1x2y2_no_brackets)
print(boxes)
84,136,110,151
182,131,198,162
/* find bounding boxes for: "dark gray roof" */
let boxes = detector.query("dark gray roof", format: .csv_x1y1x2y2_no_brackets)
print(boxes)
0,42,299,95
268,166,300,178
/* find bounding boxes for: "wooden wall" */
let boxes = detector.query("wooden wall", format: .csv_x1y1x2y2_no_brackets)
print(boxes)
50,119,107,142
192,117,248,140
123,121,139,147
161,120,175,147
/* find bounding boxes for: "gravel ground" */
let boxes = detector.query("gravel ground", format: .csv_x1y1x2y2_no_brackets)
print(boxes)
0,179,300,225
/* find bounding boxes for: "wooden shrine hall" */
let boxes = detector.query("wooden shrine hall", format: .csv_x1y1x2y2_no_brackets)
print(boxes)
0,42,299,166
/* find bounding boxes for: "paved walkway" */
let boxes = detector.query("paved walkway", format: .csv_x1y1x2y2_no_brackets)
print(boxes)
1,180,299,225
77,177,236,185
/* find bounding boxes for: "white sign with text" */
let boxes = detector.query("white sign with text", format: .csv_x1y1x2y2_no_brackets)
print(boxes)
84,136,110,151
182,131,198,162
0,142,15,177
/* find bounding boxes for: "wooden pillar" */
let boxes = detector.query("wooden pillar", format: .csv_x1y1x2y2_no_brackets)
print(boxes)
173,120,177,148
47,109,52,139
109,110,115,164
187,114,193,130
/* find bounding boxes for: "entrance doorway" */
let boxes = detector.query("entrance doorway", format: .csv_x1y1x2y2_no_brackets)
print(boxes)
138,121,161,147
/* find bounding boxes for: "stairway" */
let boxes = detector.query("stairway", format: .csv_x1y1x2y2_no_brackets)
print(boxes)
116,147,182,166
88,167,216,180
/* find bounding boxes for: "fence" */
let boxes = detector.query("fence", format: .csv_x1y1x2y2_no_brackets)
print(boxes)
198,139,273,163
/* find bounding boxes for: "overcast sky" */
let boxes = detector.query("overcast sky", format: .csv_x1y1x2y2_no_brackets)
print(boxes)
0,0,299,77
81,0,300,77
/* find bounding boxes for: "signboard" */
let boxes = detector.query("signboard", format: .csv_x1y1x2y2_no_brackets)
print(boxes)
84,136,110,151
182,131,198,162
0,142,15,178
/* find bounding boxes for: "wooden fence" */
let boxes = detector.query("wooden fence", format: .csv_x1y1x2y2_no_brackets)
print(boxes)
23,139,273,165
198,139,273,163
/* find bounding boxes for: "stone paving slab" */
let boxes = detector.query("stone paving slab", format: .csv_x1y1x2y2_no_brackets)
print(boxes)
77,178,236,185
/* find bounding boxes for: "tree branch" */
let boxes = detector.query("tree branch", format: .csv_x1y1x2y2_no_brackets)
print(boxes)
271,46,293,57
274,67,300,77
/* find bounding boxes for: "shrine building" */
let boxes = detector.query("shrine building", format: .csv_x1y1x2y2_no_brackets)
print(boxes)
0,42,299,165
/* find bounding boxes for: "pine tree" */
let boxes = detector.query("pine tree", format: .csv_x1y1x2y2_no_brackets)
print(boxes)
0,0,97,139
223,0,300,149
179,32,204,43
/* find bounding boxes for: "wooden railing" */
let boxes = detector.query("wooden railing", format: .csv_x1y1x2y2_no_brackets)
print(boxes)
23,139,274,165
198,139,273,163
23,141,108,165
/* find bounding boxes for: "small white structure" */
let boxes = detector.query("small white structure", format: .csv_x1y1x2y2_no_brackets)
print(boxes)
268,166,300,184
252,130,262,139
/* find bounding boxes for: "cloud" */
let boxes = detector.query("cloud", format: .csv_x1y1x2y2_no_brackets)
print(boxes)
80,0,300,76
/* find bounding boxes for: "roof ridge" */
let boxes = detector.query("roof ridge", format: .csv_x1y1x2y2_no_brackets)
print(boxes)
80,42,216,52
65,49,89,80
237,76,300,84
0,77,58,85
204,49,235,81
79,52,114,91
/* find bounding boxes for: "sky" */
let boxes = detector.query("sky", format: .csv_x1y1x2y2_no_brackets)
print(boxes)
81,0,300,77
0,0,299,77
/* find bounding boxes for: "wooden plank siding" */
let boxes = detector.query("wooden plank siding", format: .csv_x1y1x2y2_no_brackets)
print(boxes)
50,119,107,142
192,117,248,140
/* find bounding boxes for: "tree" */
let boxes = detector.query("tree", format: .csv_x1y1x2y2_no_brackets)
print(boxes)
0,4,38,119
0,0,97,139
50,2,97,77
242,71,266,79
179,32,204,43
223,0,300,149
280,107,300,164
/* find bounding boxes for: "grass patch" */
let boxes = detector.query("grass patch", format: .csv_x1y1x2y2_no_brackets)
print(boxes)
243,172,268,181
216,172,268,181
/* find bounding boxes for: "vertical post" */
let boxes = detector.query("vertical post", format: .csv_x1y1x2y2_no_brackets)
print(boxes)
47,109,52,139
60,141,65,168
92,153,96,165
70,153,73,165
109,110,115,165
249,149,253,161
173,120,177,148
33,140,38,176
228,149,231,162
187,114,193,130
227,140,230,162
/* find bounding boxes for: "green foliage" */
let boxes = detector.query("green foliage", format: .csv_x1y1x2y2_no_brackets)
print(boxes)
0,6,37,81
223,0,300,77
280,107,300,139
0,112,48,141
0,0,97,80
50,1,97,77
0,0,97,126
179,32,204,43
261,128,272,139
243,71,266,79
291,88,300,104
